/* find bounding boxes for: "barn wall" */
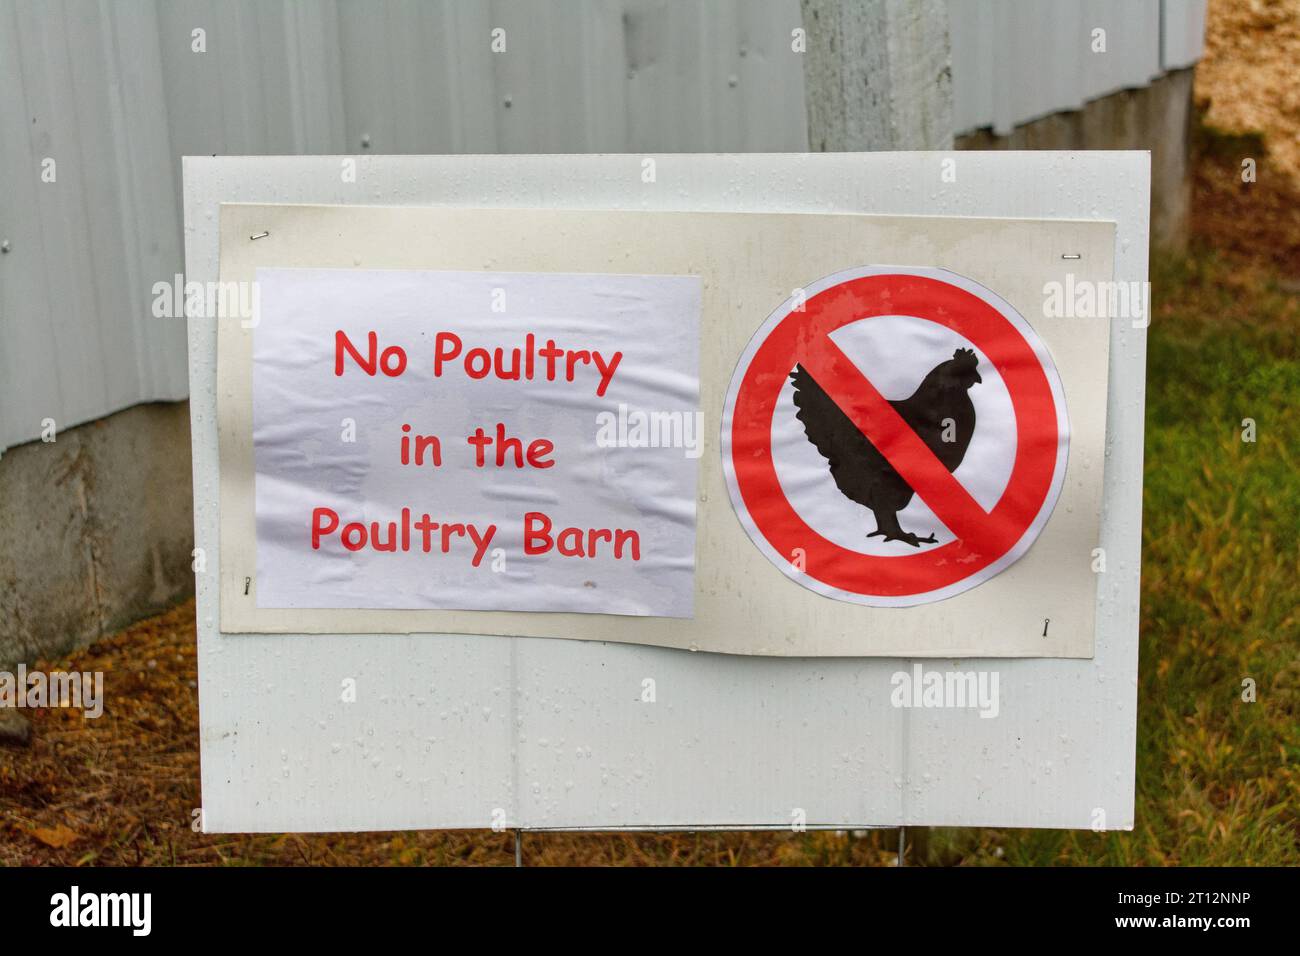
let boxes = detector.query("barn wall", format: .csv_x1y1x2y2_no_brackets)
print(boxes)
947,0,1206,136
0,0,809,453
0,0,1208,449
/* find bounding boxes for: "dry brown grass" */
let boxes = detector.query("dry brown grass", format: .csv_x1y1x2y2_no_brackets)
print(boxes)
1191,1,1300,275
1196,0,1300,181
1192,121,1300,276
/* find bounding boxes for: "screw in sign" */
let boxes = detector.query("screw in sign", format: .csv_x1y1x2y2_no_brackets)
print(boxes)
721,266,1069,607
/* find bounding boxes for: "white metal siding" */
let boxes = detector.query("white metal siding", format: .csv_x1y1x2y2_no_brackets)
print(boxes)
948,0,1206,135
1161,0,1208,70
0,0,808,451
0,1,1203,451
0,0,190,453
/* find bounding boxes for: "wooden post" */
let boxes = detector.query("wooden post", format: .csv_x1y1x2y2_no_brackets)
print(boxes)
800,0,954,151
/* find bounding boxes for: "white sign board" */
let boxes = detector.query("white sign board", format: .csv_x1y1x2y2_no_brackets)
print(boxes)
185,153,1147,833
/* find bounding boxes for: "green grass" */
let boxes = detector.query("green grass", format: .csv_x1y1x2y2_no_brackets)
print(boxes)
917,253,1300,866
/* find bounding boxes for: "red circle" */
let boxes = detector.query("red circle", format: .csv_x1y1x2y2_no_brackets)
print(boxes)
731,273,1059,597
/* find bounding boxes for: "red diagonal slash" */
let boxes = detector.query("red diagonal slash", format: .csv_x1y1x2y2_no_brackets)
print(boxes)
797,334,1014,550
729,272,1060,598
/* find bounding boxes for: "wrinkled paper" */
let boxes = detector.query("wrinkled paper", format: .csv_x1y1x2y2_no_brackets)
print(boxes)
252,268,701,616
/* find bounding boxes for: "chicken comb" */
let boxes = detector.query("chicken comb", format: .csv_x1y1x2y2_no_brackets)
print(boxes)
952,347,978,366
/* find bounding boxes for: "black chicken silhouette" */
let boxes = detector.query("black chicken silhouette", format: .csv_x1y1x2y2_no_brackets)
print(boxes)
790,347,982,547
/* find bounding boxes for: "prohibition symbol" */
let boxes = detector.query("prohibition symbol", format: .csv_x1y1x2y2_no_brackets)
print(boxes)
720,266,1069,607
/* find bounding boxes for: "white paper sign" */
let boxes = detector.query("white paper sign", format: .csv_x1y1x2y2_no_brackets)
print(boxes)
252,268,702,616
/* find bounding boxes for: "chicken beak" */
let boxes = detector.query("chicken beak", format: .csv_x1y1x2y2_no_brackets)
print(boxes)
974,371,982,384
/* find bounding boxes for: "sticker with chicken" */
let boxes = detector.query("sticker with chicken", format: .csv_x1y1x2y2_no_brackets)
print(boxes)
720,266,1070,607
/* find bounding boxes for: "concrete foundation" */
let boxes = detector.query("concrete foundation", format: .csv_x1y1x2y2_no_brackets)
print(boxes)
0,402,194,668
958,67,1194,250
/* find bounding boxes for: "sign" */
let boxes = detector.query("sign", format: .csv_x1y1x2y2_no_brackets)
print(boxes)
722,267,1068,607
216,201,1111,659
251,268,701,617
190,153,1146,835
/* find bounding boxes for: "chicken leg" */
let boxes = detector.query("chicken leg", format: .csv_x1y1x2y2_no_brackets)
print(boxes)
867,508,938,548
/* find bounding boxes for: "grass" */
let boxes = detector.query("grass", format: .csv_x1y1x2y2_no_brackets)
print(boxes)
928,251,1300,866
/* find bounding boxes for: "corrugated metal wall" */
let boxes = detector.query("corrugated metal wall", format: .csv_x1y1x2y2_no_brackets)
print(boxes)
948,0,1206,135
1161,0,1209,70
0,0,1203,452
1,0,189,454
0,0,808,452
